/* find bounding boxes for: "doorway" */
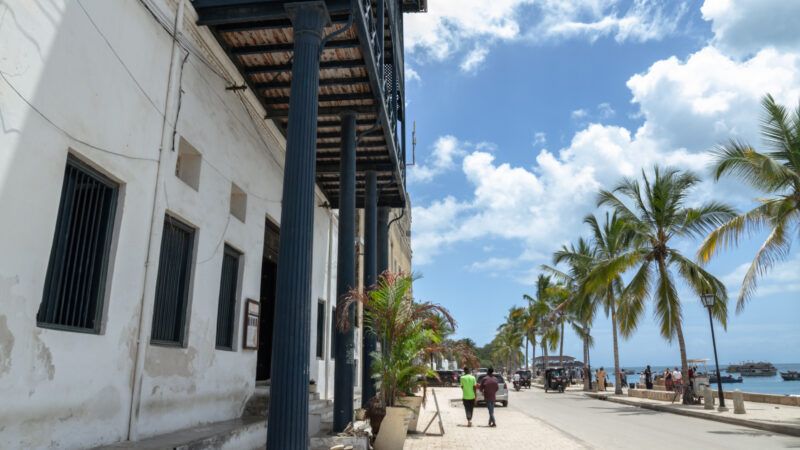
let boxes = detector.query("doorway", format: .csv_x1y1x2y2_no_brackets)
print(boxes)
256,219,279,381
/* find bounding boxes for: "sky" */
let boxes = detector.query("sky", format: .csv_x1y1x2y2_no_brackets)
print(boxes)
402,0,800,368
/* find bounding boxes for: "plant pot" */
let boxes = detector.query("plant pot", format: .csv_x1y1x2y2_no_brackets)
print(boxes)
396,396,423,433
373,406,412,450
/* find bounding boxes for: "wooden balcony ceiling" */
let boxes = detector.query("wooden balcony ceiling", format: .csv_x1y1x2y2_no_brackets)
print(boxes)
196,2,405,208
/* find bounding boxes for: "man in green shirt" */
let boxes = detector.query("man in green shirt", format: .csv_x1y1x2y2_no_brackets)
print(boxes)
460,366,477,426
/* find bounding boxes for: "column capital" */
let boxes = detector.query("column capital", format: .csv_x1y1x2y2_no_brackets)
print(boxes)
285,1,330,37
338,110,359,120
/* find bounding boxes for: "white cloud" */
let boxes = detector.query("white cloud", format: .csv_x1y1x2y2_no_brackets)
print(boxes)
406,66,421,83
532,132,546,147
701,0,800,59
460,45,489,73
721,253,800,298
627,46,800,152
597,102,615,118
407,135,467,183
571,109,588,119
540,0,689,44
412,124,708,265
405,0,687,71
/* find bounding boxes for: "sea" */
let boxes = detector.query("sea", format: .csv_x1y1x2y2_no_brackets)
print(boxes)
618,363,800,396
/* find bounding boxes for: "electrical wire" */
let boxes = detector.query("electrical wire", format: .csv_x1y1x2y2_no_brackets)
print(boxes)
0,70,159,163
76,0,164,117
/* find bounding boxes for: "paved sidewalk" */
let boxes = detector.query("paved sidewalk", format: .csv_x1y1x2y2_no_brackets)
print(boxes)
586,391,800,437
403,388,585,449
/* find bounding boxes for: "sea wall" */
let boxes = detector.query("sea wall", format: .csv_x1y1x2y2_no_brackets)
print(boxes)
629,388,800,406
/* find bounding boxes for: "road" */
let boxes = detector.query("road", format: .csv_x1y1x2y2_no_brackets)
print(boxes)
506,387,800,449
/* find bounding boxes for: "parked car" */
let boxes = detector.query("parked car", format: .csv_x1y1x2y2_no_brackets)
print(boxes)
438,370,459,386
426,370,459,387
475,374,509,407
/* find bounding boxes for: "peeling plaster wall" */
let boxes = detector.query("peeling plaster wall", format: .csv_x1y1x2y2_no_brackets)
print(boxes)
0,0,339,447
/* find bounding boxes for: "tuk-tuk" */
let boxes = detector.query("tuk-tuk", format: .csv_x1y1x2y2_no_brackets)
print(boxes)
544,367,569,393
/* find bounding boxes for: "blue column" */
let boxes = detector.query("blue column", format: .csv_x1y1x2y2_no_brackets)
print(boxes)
333,112,357,431
267,3,328,449
361,171,378,407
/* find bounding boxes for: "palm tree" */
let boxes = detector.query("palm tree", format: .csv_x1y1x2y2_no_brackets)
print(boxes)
520,275,553,373
698,94,800,311
492,323,523,373
543,238,600,390
546,284,572,367
592,166,735,404
584,211,635,395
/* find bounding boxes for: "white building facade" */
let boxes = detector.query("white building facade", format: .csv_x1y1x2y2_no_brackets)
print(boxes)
0,0,346,447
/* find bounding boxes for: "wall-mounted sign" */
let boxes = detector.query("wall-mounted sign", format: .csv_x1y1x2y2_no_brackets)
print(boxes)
243,299,260,350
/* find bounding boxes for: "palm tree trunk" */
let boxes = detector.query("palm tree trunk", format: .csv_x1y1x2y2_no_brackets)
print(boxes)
531,334,537,377
610,292,622,395
559,321,565,367
525,335,529,370
675,318,692,405
583,323,590,391
543,341,549,372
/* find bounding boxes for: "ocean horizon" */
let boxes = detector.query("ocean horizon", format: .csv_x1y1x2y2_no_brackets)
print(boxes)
613,363,800,396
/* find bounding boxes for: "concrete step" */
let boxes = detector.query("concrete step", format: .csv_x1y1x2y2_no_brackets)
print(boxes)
94,417,266,450
310,435,369,450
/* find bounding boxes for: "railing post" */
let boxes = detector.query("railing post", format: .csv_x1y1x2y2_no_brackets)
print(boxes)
361,171,378,407
267,2,329,449
333,112,357,432
377,0,384,84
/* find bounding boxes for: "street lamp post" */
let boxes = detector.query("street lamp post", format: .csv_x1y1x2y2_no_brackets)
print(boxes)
700,293,727,411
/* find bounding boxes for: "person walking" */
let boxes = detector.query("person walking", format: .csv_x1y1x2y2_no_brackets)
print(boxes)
645,365,653,390
665,370,674,391
597,367,607,391
479,367,500,427
460,366,477,427
672,367,682,393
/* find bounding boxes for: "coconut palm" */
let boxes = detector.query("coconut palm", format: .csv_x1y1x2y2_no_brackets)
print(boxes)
592,166,735,404
520,275,554,372
546,284,572,367
492,323,524,373
583,211,636,394
543,237,600,390
698,94,800,311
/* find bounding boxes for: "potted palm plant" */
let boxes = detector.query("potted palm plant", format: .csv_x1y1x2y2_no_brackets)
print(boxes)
338,272,455,449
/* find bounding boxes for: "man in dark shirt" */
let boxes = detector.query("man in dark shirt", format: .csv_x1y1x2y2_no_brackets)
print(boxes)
645,365,653,389
479,367,500,427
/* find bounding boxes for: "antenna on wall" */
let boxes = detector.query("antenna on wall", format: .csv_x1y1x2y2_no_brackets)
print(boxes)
407,120,417,166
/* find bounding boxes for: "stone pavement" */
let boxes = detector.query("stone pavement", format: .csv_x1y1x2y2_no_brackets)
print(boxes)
403,388,585,449
587,391,800,437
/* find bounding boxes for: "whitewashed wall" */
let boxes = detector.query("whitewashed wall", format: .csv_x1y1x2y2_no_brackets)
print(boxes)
0,0,338,447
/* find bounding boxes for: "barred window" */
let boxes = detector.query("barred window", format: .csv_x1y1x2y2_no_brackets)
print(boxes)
215,245,241,350
38,156,119,333
151,215,195,346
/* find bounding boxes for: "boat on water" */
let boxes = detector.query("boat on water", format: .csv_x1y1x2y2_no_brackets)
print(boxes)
740,361,777,377
710,374,743,383
781,371,800,381
727,364,741,373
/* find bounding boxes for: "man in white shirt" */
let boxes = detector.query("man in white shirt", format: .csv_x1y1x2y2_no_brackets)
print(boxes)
513,372,521,383
672,367,682,384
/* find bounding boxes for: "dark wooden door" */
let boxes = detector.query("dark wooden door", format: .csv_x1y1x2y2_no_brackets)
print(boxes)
256,220,280,381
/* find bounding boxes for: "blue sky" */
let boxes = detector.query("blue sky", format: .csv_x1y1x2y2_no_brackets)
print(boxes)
403,0,800,367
